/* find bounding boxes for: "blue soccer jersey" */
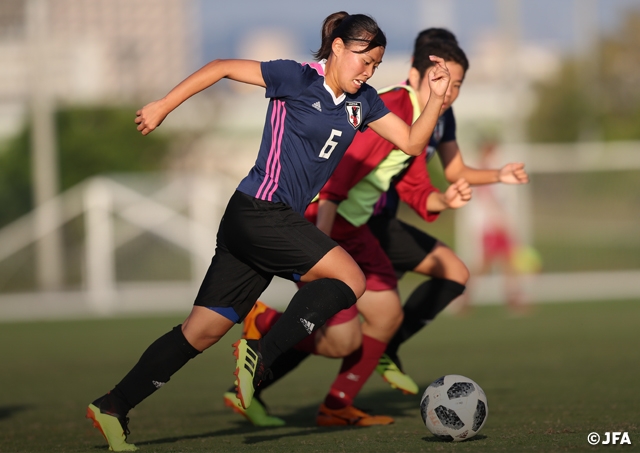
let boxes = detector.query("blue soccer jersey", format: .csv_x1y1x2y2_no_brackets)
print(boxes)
236,59,390,216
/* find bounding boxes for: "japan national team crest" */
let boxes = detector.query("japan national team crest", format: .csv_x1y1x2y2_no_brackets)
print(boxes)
345,101,362,129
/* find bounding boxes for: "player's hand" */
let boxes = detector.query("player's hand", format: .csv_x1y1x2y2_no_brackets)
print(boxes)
498,163,529,184
444,178,472,209
427,55,450,98
135,99,169,135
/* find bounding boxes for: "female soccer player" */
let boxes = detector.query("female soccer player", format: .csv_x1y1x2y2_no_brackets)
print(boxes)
85,12,451,451
226,30,528,427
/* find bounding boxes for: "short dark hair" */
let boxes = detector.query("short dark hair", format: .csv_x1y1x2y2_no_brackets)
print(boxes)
412,38,469,81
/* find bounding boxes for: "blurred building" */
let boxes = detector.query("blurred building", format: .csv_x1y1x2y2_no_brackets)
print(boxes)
0,0,198,138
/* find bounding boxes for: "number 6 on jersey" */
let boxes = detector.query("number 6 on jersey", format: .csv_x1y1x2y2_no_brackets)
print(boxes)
319,129,343,159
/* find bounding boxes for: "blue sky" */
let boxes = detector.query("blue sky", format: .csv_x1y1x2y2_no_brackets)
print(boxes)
197,0,640,63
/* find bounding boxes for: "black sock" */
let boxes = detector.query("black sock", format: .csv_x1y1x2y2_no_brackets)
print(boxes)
99,324,201,415
386,278,465,362
259,278,356,368
255,348,310,397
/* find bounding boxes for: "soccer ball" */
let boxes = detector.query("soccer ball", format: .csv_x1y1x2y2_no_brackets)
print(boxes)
420,374,488,442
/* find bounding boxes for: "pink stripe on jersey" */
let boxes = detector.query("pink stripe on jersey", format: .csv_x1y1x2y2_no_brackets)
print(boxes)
266,105,286,200
257,100,286,200
303,61,325,76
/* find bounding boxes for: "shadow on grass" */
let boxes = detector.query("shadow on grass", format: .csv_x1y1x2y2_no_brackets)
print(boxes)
0,404,30,420
135,420,353,448
422,434,488,443
137,388,422,447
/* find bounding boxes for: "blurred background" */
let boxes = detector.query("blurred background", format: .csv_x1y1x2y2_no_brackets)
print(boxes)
0,0,639,321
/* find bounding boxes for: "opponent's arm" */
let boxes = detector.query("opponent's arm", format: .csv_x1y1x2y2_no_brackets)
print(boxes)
425,178,472,212
438,141,529,185
136,59,264,135
368,56,449,156
316,199,339,236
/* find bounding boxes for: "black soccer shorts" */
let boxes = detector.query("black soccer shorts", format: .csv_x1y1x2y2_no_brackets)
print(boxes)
193,190,338,323
367,214,438,277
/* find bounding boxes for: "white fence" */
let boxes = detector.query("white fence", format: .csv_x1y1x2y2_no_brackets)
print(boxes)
1,140,639,321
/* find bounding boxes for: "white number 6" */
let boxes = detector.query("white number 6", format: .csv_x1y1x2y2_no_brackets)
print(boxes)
319,129,343,159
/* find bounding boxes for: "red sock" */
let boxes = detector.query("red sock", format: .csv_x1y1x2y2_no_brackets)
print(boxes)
323,335,387,409
255,308,281,336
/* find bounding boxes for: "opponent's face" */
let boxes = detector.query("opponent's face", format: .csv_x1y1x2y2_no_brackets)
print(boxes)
329,39,384,95
412,61,465,114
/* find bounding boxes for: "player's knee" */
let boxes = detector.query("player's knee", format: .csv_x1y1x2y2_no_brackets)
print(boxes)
325,332,362,358
351,273,367,299
454,262,470,285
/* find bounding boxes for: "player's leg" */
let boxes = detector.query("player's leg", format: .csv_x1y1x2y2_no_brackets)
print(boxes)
224,305,361,426
368,216,468,385
386,243,468,356
317,228,400,426
226,193,365,409
88,246,265,451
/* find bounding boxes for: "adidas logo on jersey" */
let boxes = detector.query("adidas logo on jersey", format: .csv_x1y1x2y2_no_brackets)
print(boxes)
312,101,322,112
299,317,315,334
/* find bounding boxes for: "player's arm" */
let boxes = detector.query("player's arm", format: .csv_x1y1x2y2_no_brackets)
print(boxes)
136,59,264,135
316,199,339,236
425,178,472,212
368,56,449,156
437,140,529,185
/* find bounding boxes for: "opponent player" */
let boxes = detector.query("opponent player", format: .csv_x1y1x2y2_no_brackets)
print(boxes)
85,12,451,451
225,30,528,427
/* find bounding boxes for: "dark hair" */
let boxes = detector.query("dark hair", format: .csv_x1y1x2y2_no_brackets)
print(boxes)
313,11,387,61
413,27,458,54
412,37,469,82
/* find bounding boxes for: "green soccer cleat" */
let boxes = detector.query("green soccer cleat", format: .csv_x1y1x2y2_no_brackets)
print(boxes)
86,403,138,451
233,339,270,409
376,353,419,395
223,392,286,427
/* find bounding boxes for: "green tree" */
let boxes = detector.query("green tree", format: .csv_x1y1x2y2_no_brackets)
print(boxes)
528,11,640,142
0,106,172,228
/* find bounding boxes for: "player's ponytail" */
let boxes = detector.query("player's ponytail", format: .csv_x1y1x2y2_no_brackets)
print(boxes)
313,11,386,61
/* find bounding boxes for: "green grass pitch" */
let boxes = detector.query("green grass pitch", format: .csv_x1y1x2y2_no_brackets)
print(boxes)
1,300,639,452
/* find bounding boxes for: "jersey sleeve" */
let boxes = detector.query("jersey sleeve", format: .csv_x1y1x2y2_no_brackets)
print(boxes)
359,84,390,130
394,151,440,222
440,107,457,143
261,60,307,99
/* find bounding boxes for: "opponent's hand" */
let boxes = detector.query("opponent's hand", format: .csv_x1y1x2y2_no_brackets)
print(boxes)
427,55,451,98
135,99,168,135
444,178,472,209
498,163,529,184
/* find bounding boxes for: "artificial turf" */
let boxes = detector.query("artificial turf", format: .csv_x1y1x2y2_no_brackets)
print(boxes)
0,299,638,452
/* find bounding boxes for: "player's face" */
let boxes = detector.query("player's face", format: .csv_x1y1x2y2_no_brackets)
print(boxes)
415,61,465,114
336,41,384,95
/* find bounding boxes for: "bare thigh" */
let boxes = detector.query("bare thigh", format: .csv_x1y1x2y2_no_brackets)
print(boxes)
413,242,470,284
357,289,403,343
300,245,366,298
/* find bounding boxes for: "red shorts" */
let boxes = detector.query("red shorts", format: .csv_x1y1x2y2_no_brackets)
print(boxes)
305,203,397,292
302,202,398,327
